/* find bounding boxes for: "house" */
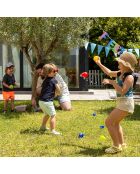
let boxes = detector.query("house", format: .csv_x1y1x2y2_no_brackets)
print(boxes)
0,43,139,93
0,44,89,92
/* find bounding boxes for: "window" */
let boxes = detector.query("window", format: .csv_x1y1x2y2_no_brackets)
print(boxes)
0,44,20,88
50,48,79,88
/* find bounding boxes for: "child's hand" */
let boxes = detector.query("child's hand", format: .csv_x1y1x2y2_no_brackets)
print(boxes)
102,79,111,85
9,85,14,89
93,56,101,64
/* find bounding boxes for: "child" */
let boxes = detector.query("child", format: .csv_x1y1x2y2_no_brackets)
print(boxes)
31,63,45,112
39,64,61,135
94,52,137,154
2,62,16,113
33,62,72,111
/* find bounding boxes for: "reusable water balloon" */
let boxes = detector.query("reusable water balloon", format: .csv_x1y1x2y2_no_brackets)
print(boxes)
93,56,99,62
80,72,89,79
78,133,84,138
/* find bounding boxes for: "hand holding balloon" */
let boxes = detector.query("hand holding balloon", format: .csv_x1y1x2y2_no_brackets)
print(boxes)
93,56,101,64
9,85,14,89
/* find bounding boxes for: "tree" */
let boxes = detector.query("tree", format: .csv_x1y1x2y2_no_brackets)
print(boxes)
0,17,91,97
89,17,140,48
88,17,140,70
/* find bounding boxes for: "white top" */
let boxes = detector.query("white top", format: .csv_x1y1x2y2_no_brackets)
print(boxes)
36,73,69,95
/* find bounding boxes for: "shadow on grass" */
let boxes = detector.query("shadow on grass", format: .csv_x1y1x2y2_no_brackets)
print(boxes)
126,104,140,121
61,143,108,157
0,111,21,119
20,128,49,135
96,104,140,121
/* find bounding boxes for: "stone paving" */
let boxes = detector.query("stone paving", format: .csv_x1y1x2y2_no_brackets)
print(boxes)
0,89,117,101
0,89,139,101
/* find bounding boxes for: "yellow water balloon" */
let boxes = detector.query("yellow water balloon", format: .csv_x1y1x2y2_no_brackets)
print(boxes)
93,56,99,62
99,135,106,141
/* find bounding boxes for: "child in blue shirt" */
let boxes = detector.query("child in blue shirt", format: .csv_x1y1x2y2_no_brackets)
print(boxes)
39,64,61,135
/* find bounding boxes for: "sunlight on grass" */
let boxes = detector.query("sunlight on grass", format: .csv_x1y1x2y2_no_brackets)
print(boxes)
0,100,140,157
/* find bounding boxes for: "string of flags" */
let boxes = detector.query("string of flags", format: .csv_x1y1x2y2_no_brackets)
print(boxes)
84,31,140,58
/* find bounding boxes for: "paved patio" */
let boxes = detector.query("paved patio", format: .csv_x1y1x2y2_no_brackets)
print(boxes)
0,89,139,101
0,89,117,101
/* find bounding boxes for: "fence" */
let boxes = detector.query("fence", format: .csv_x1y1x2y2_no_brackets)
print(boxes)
88,70,105,88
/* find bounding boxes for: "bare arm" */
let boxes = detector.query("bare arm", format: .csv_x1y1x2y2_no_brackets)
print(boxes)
55,83,61,96
103,75,134,96
94,57,119,77
2,82,10,88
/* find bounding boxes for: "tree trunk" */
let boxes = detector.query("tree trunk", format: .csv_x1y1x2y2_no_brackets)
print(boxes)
31,70,39,100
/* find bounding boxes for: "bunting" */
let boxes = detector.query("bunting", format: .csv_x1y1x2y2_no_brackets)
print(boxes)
105,47,110,57
84,42,140,58
128,49,133,53
90,43,96,53
97,45,103,55
135,49,139,57
84,42,89,50
98,31,109,41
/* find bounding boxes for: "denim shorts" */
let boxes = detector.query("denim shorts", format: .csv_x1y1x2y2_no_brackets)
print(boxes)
39,101,56,116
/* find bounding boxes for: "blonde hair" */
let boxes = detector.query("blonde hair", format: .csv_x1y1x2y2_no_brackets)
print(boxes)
42,64,54,77
49,63,58,72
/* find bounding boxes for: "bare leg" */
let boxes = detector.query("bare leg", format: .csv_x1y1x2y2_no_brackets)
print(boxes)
11,99,15,110
105,108,128,147
4,100,8,111
114,124,124,145
50,116,56,131
41,115,50,128
60,101,72,111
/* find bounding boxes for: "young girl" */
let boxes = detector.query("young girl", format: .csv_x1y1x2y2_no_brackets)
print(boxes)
94,52,137,154
39,64,61,135
2,62,16,113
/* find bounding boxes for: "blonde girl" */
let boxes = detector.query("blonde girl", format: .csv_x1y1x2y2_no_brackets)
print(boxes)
94,52,137,154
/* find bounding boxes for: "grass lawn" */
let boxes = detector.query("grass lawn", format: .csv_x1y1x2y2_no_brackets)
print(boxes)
0,100,140,157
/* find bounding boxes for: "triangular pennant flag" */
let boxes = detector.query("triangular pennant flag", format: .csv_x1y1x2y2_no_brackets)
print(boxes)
90,43,96,53
134,49,139,57
107,39,116,49
97,45,103,55
105,47,110,57
127,49,133,53
114,53,118,57
98,31,109,41
84,42,89,50
114,43,120,53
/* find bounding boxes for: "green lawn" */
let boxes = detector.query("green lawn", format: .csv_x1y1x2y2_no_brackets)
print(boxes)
0,100,140,157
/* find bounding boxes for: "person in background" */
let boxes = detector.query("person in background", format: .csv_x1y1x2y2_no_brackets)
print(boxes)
32,63,45,112
39,64,61,135
32,63,72,111
50,63,71,111
2,62,17,113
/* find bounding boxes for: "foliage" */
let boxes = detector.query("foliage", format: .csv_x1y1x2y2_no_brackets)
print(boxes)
0,17,91,61
0,100,140,157
89,17,140,48
87,17,140,70
0,17,91,95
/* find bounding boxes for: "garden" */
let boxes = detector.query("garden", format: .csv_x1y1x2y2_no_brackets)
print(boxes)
0,100,140,157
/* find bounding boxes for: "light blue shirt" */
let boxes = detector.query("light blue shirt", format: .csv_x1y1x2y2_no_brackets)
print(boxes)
116,77,133,97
